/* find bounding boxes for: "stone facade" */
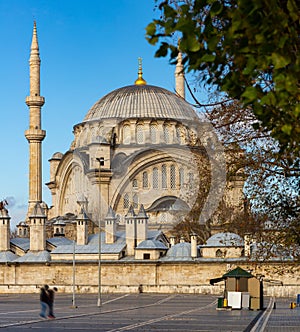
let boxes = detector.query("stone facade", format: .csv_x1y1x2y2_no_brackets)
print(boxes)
0,261,299,297
2,23,297,299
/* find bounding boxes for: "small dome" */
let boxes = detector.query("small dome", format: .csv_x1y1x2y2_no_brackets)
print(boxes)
83,85,199,122
17,221,28,226
136,240,168,250
51,152,63,159
53,219,66,226
166,242,191,258
205,232,244,247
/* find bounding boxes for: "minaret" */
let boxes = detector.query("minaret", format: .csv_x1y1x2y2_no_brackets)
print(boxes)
25,22,46,219
175,51,185,99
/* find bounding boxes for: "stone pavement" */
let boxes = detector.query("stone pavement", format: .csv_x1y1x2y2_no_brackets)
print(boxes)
263,297,300,332
0,293,299,331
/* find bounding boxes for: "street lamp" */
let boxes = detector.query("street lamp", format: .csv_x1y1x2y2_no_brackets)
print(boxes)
72,196,88,309
72,236,76,308
96,157,104,307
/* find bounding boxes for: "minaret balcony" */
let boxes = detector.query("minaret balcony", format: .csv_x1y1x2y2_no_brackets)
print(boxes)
24,129,46,141
26,95,45,107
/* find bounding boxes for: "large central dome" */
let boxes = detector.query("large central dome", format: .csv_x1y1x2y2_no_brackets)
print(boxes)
83,85,199,122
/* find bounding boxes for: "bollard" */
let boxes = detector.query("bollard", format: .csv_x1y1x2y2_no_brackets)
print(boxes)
223,298,228,307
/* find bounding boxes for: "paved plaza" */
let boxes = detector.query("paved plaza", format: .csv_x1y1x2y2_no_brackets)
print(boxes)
0,293,299,331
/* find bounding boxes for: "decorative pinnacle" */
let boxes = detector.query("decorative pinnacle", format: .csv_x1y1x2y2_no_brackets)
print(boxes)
134,57,147,85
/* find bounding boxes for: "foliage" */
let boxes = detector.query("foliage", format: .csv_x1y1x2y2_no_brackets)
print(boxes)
171,97,300,258
208,99,300,257
171,219,210,243
146,0,300,154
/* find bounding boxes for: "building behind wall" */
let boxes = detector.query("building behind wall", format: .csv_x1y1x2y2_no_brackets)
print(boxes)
2,23,294,297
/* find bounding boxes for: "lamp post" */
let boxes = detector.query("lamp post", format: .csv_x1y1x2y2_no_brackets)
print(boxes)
96,157,104,307
72,196,88,309
72,237,76,308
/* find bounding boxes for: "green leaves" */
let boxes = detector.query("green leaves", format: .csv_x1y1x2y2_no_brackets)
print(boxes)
146,0,300,154
271,53,291,69
210,1,223,16
201,54,216,62
281,124,293,136
241,87,258,104
180,35,201,52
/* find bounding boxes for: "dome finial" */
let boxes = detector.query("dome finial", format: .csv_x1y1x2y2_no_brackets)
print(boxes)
134,57,147,85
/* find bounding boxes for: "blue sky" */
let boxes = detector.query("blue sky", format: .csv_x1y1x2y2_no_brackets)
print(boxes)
0,0,204,228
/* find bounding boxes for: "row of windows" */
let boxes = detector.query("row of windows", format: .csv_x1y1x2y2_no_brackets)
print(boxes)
124,193,138,209
124,167,195,209
123,124,187,145
132,166,194,191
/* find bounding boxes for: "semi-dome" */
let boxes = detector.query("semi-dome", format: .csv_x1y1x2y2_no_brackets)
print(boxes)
83,85,199,122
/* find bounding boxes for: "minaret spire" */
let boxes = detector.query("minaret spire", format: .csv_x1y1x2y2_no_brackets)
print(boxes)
175,51,185,99
25,22,46,220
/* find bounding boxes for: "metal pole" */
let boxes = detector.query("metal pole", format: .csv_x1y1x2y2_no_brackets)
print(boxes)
97,163,101,307
72,239,76,308
96,157,104,307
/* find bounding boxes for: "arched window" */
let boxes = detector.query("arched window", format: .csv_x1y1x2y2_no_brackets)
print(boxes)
123,193,129,209
162,164,167,189
163,125,170,144
153,167,159,189
160,213,166,223
176,127,182,144
170,165,176,189
179,168,184,189
142,171,148,189
133,194,138,209
188,172,194,190
123,125,130,145
132,178,138,189
136,124,144,144
150,124,157,143
216,249,223,258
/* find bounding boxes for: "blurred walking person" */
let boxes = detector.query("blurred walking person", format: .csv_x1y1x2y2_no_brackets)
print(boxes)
39,285,49,319
47,287,58,319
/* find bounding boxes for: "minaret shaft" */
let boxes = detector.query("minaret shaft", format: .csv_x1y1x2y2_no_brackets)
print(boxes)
175,51,185,99
25,22,45,219
27,140,43,202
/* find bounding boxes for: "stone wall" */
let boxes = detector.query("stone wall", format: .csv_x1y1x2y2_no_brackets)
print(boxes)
0,261,299,297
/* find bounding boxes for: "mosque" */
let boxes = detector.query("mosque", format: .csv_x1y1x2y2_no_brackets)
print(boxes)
0,23,298,296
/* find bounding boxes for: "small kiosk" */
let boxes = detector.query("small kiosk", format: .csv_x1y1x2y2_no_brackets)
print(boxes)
210,266,263,310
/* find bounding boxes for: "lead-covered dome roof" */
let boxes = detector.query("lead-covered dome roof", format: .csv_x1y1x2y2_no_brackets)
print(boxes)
204,232,244,247
83,85,199,122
